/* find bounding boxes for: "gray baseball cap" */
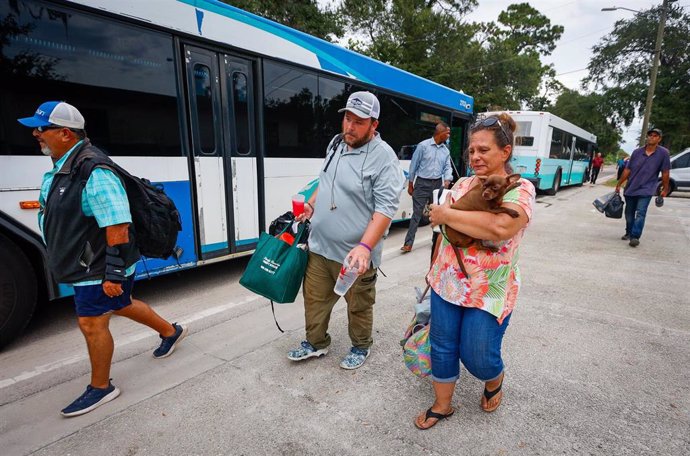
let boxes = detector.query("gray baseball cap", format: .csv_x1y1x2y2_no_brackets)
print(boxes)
647,127,663,136
338,91,380,119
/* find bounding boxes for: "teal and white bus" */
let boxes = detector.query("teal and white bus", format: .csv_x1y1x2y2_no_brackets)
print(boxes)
0,0,474,346
482,111,597,194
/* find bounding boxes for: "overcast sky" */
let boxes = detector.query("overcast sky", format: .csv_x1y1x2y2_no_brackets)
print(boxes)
465,0,678,152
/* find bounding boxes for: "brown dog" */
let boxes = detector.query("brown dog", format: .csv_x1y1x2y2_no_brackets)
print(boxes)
442,174,521,275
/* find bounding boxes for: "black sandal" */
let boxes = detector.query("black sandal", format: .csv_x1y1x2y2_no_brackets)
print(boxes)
482,374,504,412
415,407,455,430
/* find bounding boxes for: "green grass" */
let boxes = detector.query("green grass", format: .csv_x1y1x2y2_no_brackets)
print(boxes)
603,177,627,188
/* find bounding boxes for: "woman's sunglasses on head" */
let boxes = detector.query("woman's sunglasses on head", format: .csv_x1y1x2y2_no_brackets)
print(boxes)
473,117,510,143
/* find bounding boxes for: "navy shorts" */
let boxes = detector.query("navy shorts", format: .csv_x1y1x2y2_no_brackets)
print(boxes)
73,275,135,317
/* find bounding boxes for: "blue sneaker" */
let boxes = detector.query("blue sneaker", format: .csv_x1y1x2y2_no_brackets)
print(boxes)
287,340,328,361
61,381,120,417
340,347,370,370
153,323,188,359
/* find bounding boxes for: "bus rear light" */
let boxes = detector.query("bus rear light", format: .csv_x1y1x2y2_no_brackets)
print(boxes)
535,159,541,175
19,201,40,209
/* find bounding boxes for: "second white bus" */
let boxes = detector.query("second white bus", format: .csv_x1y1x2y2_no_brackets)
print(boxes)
482,111,597,194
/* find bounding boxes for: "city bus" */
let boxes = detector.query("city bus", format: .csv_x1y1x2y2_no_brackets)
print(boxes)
482,111,597,194
0,0,474,346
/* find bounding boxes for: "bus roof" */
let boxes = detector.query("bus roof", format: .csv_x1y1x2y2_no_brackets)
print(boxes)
68,0,473,114
482,111,597,143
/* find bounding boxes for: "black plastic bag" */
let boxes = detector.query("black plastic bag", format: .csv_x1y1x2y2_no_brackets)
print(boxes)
605,193,624,219
268,211,295,236
268,211,310,244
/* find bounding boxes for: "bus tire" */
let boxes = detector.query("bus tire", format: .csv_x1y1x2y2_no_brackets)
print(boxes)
545,170,561,196
0,233,37,348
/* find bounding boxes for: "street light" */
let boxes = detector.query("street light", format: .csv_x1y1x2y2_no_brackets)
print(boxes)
602,0,676,146
601,7,640,13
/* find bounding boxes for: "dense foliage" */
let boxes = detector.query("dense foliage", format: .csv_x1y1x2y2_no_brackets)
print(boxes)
339,1,563,111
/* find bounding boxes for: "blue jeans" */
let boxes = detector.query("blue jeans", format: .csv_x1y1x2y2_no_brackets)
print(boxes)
429,290,511,383
624,195,652,239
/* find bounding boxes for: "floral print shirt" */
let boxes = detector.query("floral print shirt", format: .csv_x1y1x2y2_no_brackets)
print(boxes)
427,177,536,324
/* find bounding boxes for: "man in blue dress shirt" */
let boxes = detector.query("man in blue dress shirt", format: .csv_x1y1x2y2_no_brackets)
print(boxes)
401,122,452,253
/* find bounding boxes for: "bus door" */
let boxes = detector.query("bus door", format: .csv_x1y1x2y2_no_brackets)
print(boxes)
565,136,577,184
183,45,260,259
220,55,260,253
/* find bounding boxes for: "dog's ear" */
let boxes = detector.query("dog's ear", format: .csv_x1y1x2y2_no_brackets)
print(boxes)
505,174,522,192
478,175,488,183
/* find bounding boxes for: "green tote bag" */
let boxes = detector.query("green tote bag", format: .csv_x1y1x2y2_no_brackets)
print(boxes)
240,223,308,330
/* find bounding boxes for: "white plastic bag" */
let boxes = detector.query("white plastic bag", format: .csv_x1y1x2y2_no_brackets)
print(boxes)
593,192,616,213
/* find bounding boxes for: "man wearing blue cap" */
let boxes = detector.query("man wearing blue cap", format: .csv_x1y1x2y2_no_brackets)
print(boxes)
287,91,405,369
615,127,671,247
18,101,187,417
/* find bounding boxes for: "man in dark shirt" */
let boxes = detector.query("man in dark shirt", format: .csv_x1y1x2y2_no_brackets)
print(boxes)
615,128,671,247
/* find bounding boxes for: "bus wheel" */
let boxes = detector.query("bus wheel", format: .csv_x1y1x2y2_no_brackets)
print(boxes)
545,170,561,196
0,233,37,348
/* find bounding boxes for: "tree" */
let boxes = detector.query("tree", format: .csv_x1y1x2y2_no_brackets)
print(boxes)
585,4,690,151
550,89,622,154
221,0,344,42
338,0,477,80
224,1,565,114
339,1,563,111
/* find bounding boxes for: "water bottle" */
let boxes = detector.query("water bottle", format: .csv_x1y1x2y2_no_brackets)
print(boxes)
334,257,360,296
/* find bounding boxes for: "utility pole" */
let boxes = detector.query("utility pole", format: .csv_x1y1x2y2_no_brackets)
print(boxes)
639,0,673,146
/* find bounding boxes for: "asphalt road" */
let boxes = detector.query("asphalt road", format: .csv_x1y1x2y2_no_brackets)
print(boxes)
1,175,689,455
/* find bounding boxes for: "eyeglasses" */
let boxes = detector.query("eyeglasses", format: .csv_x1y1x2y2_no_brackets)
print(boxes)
472,117,510,144
36,125,65,133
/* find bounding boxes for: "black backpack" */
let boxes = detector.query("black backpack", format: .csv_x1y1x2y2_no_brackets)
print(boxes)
76,149,182,259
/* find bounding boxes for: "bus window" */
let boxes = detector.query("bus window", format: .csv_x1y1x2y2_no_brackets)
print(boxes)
263,61,318,158
193,65,217,155
317,76,367,154
550,129,564,159
0,0,181,157
575,138,589,161
515,121,534,146
231,72,251,156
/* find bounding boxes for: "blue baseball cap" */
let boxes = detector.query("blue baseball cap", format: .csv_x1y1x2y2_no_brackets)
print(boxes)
17,101,85,129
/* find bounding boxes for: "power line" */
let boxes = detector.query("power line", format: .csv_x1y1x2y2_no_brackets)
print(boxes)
555,67,589,76
556,26,614,47
541,0,581,13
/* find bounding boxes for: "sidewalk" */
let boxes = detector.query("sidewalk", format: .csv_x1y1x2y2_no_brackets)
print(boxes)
4,182,690,455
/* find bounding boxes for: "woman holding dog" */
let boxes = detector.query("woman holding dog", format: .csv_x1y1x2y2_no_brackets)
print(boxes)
414,113,536,430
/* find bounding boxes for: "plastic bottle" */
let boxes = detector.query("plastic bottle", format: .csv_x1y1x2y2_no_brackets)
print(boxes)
333,256,360,296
